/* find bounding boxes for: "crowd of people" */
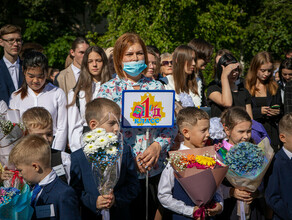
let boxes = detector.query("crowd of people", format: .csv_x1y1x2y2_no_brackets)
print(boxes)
0,23,292,220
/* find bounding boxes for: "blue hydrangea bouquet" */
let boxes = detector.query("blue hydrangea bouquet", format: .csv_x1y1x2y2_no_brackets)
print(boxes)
82,128,122,195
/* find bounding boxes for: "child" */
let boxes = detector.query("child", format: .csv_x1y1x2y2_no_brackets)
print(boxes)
217,106,265,219
22,107,71,184
158,107,223,219
70,98,139,219
265,113,292,220
9,135,80,220
9,51,67,151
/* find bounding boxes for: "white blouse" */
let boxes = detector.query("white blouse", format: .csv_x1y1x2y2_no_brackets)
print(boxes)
9,83,68,151
67,82,101,152
163,75,202,107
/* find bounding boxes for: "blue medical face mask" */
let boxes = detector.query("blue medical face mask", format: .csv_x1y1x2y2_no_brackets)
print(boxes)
123,60,147,77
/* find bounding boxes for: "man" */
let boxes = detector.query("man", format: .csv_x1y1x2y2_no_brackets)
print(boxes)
0,24,23,105
55,37,89,97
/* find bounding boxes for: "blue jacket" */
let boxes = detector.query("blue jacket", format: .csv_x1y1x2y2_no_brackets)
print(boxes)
265,148,292,220
32,177,81,220
70,145,140,220
0,58,23,105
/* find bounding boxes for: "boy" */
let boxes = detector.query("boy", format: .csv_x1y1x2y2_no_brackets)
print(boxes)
266,113,292,220
0,24,23,105
70,98,139,219
9,135,80,220
158,107,223,219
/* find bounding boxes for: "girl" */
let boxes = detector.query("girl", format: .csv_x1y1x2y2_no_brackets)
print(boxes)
163,45,202,108
278,58,292,104
67,46,111,152
217,106,266,220
97,33,177,220
207,53,253,118
245,51,282,152
9,51,67,151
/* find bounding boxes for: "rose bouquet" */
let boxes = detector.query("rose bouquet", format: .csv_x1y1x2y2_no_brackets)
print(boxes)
217,138,274,220
82,127,122,195
0,111,24,167
0,170,33,220
168,146,228,219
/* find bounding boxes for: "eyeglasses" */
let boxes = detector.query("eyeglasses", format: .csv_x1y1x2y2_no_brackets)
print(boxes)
1,38,23,45
162,60,173,66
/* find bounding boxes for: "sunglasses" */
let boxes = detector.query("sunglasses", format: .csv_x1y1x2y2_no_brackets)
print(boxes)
161,60,173,66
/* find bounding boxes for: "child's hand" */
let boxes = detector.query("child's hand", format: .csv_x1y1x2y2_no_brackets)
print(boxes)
192,206,201,220
0,167,14,181
230,188,253,203
96,192,115,209
206,202,222,216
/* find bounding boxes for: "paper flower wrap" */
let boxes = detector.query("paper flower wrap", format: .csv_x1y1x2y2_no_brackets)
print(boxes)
168,146,228,207
220,138,274,192
0,111,24,167
82,128,122,195
0,171,33,220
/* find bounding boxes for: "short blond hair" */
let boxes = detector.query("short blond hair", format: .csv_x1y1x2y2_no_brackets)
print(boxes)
279,113,292,135
0,24,21,37
9,135,51,168
22,107,52,131
85,98,120,125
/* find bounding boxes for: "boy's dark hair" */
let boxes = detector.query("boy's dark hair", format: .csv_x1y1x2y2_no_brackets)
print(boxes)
188,38,213,63
85,98,120,125
220,106,251,130
279,113,292,135
71,37,89,51
177,107,209,131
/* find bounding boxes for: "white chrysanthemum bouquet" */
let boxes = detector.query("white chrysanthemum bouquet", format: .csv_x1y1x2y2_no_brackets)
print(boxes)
83,128,122,195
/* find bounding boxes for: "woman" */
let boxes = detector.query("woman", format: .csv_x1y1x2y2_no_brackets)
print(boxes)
207,53,253,118
67,46,111,152
9,51,67,151
245,51,282,152
160,52,173,77
163,45,202,108
97,33,176,220
278,58,292,103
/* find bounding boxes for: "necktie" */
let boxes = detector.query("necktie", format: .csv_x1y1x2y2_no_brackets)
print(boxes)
31,184,42,206
10,64,18,90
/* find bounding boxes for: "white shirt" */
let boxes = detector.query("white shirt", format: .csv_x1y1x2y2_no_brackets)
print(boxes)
3,56,20,90
9,83,68,151
163,75,202,106
158,143,223,218
0,100,8,114
61,152,71,184
36,170,57,202
71,64,80,83
283,146,292,159
67,82,101,152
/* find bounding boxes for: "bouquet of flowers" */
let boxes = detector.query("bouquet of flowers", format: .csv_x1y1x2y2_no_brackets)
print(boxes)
168,146,228,219
0,170,33,220
0,110,24,167
217,138,274,220
83,128,122,195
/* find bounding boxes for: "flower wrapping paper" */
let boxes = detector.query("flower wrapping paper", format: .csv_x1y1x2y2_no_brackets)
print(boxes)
169,146,228,206
222,137,274,192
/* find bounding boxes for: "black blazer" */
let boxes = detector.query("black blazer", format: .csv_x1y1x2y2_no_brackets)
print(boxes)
0,58,23,105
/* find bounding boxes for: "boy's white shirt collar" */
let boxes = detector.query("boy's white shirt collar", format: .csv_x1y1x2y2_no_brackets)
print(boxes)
39,169,57,187
179,142,190,150
282,146,292,159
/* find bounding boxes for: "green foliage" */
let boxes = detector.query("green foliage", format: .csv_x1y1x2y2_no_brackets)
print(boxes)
23,19,50,42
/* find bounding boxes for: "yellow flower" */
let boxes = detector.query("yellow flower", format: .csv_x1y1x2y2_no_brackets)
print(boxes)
195,155,216,166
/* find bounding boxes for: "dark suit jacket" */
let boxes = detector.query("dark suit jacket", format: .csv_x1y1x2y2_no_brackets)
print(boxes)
0,58,23,105
32,177,81,220
265,148,292,220
70,145,140,220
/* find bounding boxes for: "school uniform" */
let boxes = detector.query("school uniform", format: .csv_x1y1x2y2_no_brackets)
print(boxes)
9,83,68,151
31,170,81,220
0,57,23,105
51,149,71,184
70,144,139,220
265,147,292,220
67,82,101,152
158,143,223,220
